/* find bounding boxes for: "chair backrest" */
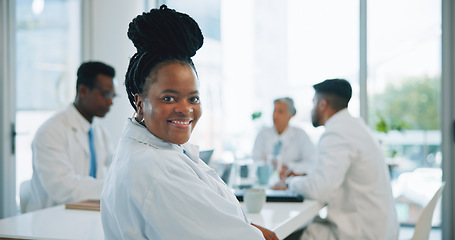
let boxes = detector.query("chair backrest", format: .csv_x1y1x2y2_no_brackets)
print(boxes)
20,179,32,213
411,182,445,240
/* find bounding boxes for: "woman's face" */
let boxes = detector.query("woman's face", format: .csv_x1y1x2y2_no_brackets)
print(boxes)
137,61,202,145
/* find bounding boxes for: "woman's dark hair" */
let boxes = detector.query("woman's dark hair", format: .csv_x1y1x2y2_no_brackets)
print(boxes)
125,4,204,111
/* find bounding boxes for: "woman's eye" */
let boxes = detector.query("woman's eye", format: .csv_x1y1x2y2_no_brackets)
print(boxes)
163,96,176,102
190,96,200,103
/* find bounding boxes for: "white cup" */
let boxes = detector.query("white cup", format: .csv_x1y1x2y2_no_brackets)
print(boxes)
244,188,266,213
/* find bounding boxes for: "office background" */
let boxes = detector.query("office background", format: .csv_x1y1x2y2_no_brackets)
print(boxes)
1,0,455,239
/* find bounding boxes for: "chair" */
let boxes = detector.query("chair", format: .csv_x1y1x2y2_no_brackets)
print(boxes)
411,182,445,240
19,179,32,213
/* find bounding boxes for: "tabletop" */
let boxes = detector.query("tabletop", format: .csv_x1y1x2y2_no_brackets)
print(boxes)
0,200,323,240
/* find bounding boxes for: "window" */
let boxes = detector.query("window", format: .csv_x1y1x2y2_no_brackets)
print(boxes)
15,0,81,208
367,0,442,226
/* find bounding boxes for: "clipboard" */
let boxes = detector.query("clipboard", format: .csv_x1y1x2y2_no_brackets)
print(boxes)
65,200,100,211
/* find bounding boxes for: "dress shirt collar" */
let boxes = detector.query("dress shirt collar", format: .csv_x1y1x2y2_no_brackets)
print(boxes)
274,125,291,140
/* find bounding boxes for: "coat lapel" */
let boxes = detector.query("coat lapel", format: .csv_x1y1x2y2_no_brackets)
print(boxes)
66,108,90,156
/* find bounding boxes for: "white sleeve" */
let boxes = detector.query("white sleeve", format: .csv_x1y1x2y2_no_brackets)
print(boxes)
288,130,352,202
140,165,265,239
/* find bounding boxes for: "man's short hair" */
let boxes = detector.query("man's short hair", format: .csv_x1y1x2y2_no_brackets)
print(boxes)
274,97,297,116
76,61,115,92
313,78,352,110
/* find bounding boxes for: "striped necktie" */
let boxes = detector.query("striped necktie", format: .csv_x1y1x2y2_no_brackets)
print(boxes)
88,127,97,178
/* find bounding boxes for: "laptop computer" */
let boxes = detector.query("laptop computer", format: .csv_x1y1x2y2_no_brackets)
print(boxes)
199,149,214,164
234,188,304,202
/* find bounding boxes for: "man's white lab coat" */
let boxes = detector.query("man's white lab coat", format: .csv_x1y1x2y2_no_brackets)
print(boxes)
288,109,399,240
101,119,265,239
27,104,113,212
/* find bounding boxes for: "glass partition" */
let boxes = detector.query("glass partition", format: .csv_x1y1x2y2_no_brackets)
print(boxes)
367,0,442,226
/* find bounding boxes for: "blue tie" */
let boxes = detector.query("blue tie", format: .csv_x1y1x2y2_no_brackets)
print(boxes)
273,140,282,157
88,127,97,178
183,149,190,158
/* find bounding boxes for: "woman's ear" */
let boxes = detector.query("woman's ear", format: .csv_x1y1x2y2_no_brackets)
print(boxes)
134,94,144,115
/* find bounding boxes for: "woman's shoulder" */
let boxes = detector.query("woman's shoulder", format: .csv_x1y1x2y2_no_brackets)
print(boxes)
107,144,171,196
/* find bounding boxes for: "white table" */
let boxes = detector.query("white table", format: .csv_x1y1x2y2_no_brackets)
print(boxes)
243,201,324,239
0,205,103,240
0,200,323,240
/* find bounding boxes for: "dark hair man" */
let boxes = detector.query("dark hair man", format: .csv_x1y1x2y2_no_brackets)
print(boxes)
284,79,398,240
24,61,116,212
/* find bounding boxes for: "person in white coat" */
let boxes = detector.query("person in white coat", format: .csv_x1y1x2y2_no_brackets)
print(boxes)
101,5,277,240
252,97,316,179
283,79,399,240
26,61,116,212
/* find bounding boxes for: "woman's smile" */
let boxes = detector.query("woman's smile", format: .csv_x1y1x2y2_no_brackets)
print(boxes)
168,119,193,128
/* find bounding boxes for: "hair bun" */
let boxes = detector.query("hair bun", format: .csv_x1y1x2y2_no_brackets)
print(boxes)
127,4,204,58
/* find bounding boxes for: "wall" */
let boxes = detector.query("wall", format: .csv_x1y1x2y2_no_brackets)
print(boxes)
441,0,455,238
0,0,16,219
84,0,148,145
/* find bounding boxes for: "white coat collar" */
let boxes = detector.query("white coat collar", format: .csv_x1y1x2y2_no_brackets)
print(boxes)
325,108,350,128
124,118,200,164
67,104,94,155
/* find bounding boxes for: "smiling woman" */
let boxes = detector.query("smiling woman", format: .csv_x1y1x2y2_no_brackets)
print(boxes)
100,5,277,240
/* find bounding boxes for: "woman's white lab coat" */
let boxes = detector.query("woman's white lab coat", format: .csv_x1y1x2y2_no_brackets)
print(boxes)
27,104,113,212
288,109,399,240
101,119,265,239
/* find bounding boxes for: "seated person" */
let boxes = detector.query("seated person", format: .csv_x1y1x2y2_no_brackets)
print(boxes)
100,5,277,240
283,79,399,240
26,61,116,212
252,97,316,180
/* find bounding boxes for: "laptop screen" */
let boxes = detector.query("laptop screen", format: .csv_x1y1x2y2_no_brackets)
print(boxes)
199,149,214,164
234,189,304,202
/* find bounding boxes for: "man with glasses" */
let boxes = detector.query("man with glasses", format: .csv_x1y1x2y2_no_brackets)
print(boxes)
25,61,116,212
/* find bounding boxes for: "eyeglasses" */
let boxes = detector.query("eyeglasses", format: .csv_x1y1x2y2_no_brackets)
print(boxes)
93,86,117,100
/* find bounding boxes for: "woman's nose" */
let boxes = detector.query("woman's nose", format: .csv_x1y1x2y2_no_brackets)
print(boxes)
175,102,193,115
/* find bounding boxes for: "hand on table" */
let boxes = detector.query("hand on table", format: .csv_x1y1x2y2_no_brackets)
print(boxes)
279,165,292,179
251,223,279,240
271,179,288,190
279,165,306,179
273,166,308,190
